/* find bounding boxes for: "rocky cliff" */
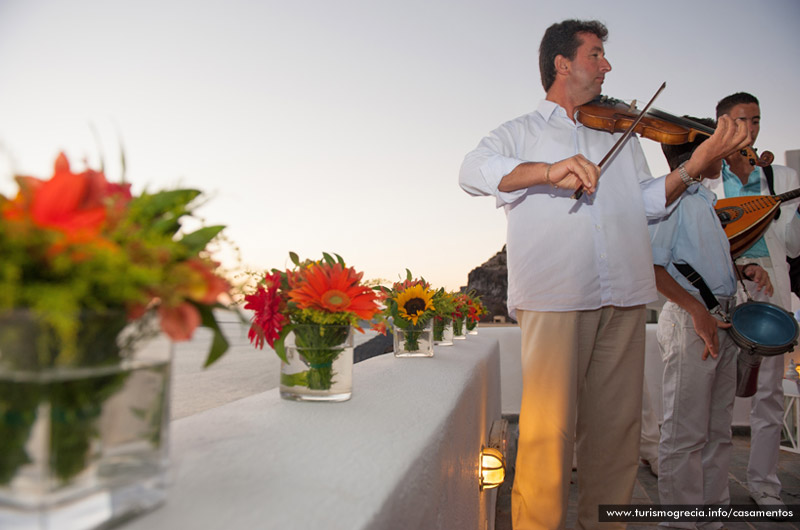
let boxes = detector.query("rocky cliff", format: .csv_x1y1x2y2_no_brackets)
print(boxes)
464,246,511,322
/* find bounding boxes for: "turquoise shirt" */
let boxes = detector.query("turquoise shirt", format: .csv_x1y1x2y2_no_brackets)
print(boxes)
721,160,769,258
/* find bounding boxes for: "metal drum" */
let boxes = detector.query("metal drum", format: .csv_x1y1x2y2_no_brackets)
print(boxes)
729,301,799,397
728,300,799,356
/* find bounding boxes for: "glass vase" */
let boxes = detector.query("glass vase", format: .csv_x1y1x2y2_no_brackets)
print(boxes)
433,317,454,346
466,318,479,335
452,315,467,340
393,320,434,357
0,309,172,530
280,325,353,402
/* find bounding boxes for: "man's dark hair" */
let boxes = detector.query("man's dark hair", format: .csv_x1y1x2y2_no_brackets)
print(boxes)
716,92,759,119
661,117,716,171
539,19,608,92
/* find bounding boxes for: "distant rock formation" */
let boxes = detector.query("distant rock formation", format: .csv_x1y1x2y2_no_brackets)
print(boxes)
464,246,511,322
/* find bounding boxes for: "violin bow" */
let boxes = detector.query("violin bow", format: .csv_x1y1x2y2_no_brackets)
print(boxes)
572,81,667,200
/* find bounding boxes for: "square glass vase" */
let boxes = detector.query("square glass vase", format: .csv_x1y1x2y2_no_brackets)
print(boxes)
433,317,454,346
393,321,434,358
0,310,173,530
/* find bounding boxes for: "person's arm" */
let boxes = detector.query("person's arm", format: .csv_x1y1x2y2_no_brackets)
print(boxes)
653,265,731,360
496,156,599,193
662,115,751,206
778,167,800,259
459,119,599,200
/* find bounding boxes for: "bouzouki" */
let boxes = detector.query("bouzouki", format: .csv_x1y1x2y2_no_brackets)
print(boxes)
715,187,800,258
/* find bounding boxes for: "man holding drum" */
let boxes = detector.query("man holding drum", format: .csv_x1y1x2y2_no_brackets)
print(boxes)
650,122,772,527
703,92,800,511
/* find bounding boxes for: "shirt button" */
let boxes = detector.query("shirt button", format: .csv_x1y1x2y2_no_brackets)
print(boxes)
595,224,601,231
600,253,606,259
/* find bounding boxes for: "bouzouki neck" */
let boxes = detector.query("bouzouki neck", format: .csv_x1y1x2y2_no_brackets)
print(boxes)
777,187,800,203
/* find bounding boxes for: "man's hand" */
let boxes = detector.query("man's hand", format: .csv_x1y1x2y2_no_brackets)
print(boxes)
685,115,751,175
547,154,600,194
743,264,774,297
690,309,732,360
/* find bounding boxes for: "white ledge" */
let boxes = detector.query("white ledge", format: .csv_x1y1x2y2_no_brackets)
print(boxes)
123,334,502,530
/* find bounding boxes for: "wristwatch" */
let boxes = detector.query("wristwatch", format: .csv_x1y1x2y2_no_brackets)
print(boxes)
678,162,701,187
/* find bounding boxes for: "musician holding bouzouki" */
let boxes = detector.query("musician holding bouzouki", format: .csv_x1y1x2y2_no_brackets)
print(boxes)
702,92,800,515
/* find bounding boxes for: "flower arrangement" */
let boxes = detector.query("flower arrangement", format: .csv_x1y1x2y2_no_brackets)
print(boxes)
244,252,380,391
0,152,233,367
377,271,437,352
451,292,469,338
0,152,234,499
464,291,488,332
431,290,457,343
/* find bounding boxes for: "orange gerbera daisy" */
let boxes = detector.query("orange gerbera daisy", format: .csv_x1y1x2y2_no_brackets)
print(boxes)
288,262,379,321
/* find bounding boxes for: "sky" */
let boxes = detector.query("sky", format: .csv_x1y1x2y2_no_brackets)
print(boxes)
1,0,799,292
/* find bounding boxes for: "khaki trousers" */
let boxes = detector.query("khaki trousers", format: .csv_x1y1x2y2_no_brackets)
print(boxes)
512,306,645,530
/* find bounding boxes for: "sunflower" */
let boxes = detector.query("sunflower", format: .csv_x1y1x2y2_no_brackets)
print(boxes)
396,284,435,325
288,262,379,321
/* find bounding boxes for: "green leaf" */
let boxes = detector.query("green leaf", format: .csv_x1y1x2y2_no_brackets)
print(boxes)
280,371,307,387
179,226,224,254
322,252,334,265
192,302,230,368
272,325,293,364
405,269,412,281
334,253,345,265
131,189,201,218
289,251,300,266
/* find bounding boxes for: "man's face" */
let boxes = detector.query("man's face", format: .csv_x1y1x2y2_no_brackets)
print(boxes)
726,102,761,145
564,32,612,104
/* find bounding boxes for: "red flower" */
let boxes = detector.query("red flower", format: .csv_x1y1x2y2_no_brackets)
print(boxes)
4,153,131,240
158,302,202,341
245,272,288,349
288,262,379,321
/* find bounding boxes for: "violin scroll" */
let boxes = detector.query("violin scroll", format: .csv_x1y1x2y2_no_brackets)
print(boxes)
741,147,774,167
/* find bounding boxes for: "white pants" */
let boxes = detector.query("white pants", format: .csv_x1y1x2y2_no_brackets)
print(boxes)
640,378,660,463
738,258,785,497
656,300,737,530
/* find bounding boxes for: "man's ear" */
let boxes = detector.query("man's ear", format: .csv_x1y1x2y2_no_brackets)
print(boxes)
554,54,570,75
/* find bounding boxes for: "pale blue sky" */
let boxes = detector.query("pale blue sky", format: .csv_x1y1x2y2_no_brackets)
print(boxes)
1,0,799,290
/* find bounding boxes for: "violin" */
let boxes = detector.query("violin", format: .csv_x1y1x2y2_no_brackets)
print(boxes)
576,96,774,167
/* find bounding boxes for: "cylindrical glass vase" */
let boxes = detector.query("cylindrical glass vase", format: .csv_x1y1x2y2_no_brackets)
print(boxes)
433,317,454,346
393,320,434,357
466,318,479,335
280,324,353,402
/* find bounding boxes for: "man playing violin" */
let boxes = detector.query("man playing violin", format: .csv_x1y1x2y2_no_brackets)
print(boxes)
459,19,750,530
703,92,800,513
651,123,772,529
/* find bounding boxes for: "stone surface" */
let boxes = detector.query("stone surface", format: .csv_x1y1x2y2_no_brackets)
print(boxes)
464,246,511,322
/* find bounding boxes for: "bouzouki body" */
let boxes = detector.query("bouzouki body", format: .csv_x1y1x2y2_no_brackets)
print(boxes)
715,187,800,258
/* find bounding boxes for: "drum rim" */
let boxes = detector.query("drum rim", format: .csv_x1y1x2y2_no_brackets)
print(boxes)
729,300,799,356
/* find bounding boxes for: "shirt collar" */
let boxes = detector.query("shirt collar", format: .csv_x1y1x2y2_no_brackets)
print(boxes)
721,159,760,187
537,99,570,124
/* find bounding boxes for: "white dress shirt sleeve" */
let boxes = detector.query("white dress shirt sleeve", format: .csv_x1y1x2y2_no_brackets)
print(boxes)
459,121,532,206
